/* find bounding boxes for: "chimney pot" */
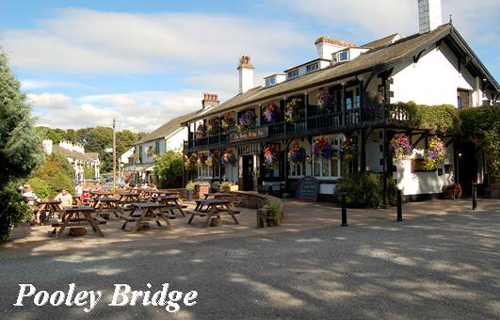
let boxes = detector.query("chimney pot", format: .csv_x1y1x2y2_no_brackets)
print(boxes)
418,0,442,33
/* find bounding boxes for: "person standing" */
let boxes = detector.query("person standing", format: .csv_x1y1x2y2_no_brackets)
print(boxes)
21,185,41,224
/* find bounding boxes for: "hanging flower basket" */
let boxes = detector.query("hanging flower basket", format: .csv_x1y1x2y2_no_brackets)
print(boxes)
263,102,279,123
313,137,334,159
390,134,413,161
196,123,207,136
423,137,446,170
236,109,256,132
285,98,303,124
208,150,219,166
341,137,358,161
221,113,235,133
317,89,335,112
197,153,208,166
264,144,278,168
221,149,237,166
288,141,306,163
185,153,198,170
207,118,220,135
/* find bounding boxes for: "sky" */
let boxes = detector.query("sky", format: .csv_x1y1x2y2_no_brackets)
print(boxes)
1,0,498,133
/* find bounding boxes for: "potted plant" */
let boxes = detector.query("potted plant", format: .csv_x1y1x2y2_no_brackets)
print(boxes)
185,181,195,201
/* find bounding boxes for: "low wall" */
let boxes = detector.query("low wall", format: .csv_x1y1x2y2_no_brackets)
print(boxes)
230,191,284,226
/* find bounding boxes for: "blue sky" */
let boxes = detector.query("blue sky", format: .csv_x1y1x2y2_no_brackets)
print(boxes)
1,0,498,132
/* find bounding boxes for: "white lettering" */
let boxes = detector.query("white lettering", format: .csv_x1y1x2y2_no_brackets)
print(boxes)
13,284,36,306
85,291,101,313
33,291,49,306
49,291,65,306
109,284,131,306
183,291,198,306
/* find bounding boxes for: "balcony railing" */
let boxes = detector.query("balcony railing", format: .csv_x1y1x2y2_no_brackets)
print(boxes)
184,104,411,150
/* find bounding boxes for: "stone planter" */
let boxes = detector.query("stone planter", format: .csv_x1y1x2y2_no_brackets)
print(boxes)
185,190,194,201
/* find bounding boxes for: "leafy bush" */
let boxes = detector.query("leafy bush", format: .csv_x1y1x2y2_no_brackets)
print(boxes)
84,166,95,180
29,153,75,197
392,101,460,133
25,177,51,199
0,184,32,242
459,104,500,184
333,172,398,208
185,181,195,191
264,198,283,226
154,151,184,188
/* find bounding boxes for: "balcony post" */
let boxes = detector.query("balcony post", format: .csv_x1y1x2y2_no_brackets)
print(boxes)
341,83,346,127
304,92,309,131
358,80,363,123
282,98,287,134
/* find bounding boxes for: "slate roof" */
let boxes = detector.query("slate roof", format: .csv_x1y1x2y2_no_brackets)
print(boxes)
183,23,499,124
53,145,95,162
135,111,198,145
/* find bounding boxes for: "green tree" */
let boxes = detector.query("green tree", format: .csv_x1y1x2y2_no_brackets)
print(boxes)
30,153,75,197
0,50,43,241
154,151,184,188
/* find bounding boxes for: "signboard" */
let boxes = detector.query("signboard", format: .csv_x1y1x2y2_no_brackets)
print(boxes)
296,176,319,202
230,127,268,142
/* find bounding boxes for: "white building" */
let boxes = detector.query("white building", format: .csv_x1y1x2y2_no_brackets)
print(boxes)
181,0,499,200
42,139,100,182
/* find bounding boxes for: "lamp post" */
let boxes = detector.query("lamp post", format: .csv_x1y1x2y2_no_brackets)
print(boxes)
113,118,117,190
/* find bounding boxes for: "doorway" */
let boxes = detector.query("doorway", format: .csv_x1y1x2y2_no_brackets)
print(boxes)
242,155,254,191
457,142,477,197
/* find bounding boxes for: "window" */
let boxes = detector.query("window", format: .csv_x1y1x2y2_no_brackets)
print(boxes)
312,137,341,179
289,162,305,178
345,88,360,110
265,77,276,87
155,141,160,154
306,63,318,73
338,50,349,62
198,165,213,179
287,69,299,80
457,89,470,109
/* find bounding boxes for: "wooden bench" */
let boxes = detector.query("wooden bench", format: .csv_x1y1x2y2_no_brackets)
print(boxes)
94,216,108,225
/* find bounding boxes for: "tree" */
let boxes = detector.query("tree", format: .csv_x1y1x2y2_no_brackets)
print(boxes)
154,151,184,188
29,154,75,197
0,50,43,241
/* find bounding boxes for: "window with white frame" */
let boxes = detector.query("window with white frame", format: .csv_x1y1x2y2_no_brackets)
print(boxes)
338,50,349,62
198,165,212,179
287,69,299,80
312,137,341,179
265,77,276,87
306,63,318,73
289,162,305,178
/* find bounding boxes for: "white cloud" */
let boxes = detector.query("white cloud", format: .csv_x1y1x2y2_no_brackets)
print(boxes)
282,0,499,43
1,8,309,74
28,90,204,132
21,79,91,90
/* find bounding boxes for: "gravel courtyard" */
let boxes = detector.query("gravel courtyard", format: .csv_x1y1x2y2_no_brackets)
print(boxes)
1,206,499,320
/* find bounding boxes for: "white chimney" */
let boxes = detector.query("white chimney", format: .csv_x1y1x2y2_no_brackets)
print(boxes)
315,36,354,59
238,55,254,94
42,139,53,155
418,0,442,33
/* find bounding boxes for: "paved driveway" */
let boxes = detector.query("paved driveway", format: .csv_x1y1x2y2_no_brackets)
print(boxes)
0,208,499,320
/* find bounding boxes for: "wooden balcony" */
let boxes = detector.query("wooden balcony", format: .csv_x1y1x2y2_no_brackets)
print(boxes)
184,104,412,152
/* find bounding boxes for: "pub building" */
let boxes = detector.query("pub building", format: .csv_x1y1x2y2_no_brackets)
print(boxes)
181,1,499,201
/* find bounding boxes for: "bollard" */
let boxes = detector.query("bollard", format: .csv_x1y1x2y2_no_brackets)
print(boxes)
341,192,348,226
472,183,477,211
396,189,403,221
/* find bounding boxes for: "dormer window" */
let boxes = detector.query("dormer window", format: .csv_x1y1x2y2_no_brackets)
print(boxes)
338,50,349,62
265,77,276,87
306,63,318,73
287,69,299,80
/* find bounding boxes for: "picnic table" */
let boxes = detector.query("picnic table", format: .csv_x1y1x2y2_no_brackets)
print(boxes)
90,191,114,199
52,206,105,238
92,197,124,217
188,199,240,227
152,195,186,217
36,200,63,219
117,192,141,203
119,202,175,232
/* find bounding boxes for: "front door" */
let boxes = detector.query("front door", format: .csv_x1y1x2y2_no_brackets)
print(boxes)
458,142,477,197
242,155,254,191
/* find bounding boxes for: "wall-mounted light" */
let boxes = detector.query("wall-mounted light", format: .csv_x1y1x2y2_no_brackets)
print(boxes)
458,152,463,159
